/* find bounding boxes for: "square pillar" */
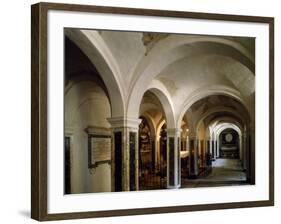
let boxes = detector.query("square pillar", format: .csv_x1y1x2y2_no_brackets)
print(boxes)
211,140,215,160
107,117,141,191
167,128,181,189
206,140,212,166
216,140,220,158
244,128,254,184
188,135,199,178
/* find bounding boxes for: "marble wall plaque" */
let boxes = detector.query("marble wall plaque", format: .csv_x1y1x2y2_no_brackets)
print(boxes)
89,135,111,167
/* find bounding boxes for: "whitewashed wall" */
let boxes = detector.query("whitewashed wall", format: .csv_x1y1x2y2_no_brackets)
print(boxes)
65,80,111,193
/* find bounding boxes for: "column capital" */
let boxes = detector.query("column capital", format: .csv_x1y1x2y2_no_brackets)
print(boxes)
166,128,182,136
65,126,74,136
107,117,142,129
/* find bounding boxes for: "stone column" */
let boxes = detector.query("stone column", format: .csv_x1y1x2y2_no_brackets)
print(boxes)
206,139,212,166
186,135,189,152
216,139,220,158
242,129,247,171
205,140,209,167
214,139,218,159
211,140,215,160
107,117,141,192
188,134,199,178
239,134,243,161
197,139,201,170
249,124,255,184
150,134,156,172
201,140,206,168
166,128,181,188
249,93,255,184
243,128,254,184
198,140,201,167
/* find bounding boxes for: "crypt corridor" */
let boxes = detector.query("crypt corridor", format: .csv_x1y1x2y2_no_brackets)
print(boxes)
64,29,255,194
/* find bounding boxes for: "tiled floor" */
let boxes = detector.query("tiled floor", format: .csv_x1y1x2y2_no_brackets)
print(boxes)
181,158,247,188
139,158,248,190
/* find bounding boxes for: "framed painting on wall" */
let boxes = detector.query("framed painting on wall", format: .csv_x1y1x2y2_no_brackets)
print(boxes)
31,2,274,221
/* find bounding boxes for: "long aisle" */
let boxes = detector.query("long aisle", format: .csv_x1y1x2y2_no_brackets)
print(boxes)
181,159,247,188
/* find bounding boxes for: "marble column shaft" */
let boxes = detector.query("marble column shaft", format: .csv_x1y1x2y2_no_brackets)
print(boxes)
188,135,199,178
167,128,181,188
108,117,141,191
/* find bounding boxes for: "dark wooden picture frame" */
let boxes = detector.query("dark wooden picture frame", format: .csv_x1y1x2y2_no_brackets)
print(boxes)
31,2,274,221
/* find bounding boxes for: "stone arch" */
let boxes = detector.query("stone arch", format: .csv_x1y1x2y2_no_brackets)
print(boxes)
215,123,243,160
65,29,125,117
176,85,247,128
215,123,242,137
208,116,246,134
140,113,156,138
127,36,254,118
64,79,112,193
129,79,176,129
156,119,166,139
195,106,248,134
208,116,245,140
130,35,254,91
182,111,197,138
209,116,246,159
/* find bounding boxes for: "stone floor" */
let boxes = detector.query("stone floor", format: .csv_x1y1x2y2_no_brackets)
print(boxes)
181,158,248,188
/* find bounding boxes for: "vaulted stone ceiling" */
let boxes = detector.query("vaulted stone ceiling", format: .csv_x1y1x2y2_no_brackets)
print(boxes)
87,30,255,102
184,95,249,133
65,29,255,124
189,95,247,115
96,30,254,114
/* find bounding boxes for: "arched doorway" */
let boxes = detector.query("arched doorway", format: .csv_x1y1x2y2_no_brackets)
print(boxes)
179,95,251,187
138,119,167,190
139,117,154,184
138,90,168,190
64,36,113,194
219,128,240,159
63,28,256,192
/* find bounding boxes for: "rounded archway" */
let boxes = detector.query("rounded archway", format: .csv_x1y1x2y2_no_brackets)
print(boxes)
127,35,254,122
138,90,169,190
218,128,240,159
179,93,252,185
64,36,113,194
65,29,125,117
63,28,256,192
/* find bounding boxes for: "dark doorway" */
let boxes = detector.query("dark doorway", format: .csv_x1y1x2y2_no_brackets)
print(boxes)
219,129,239,159
114,132,122,192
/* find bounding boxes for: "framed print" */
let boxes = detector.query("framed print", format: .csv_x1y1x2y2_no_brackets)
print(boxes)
31,2,274,221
